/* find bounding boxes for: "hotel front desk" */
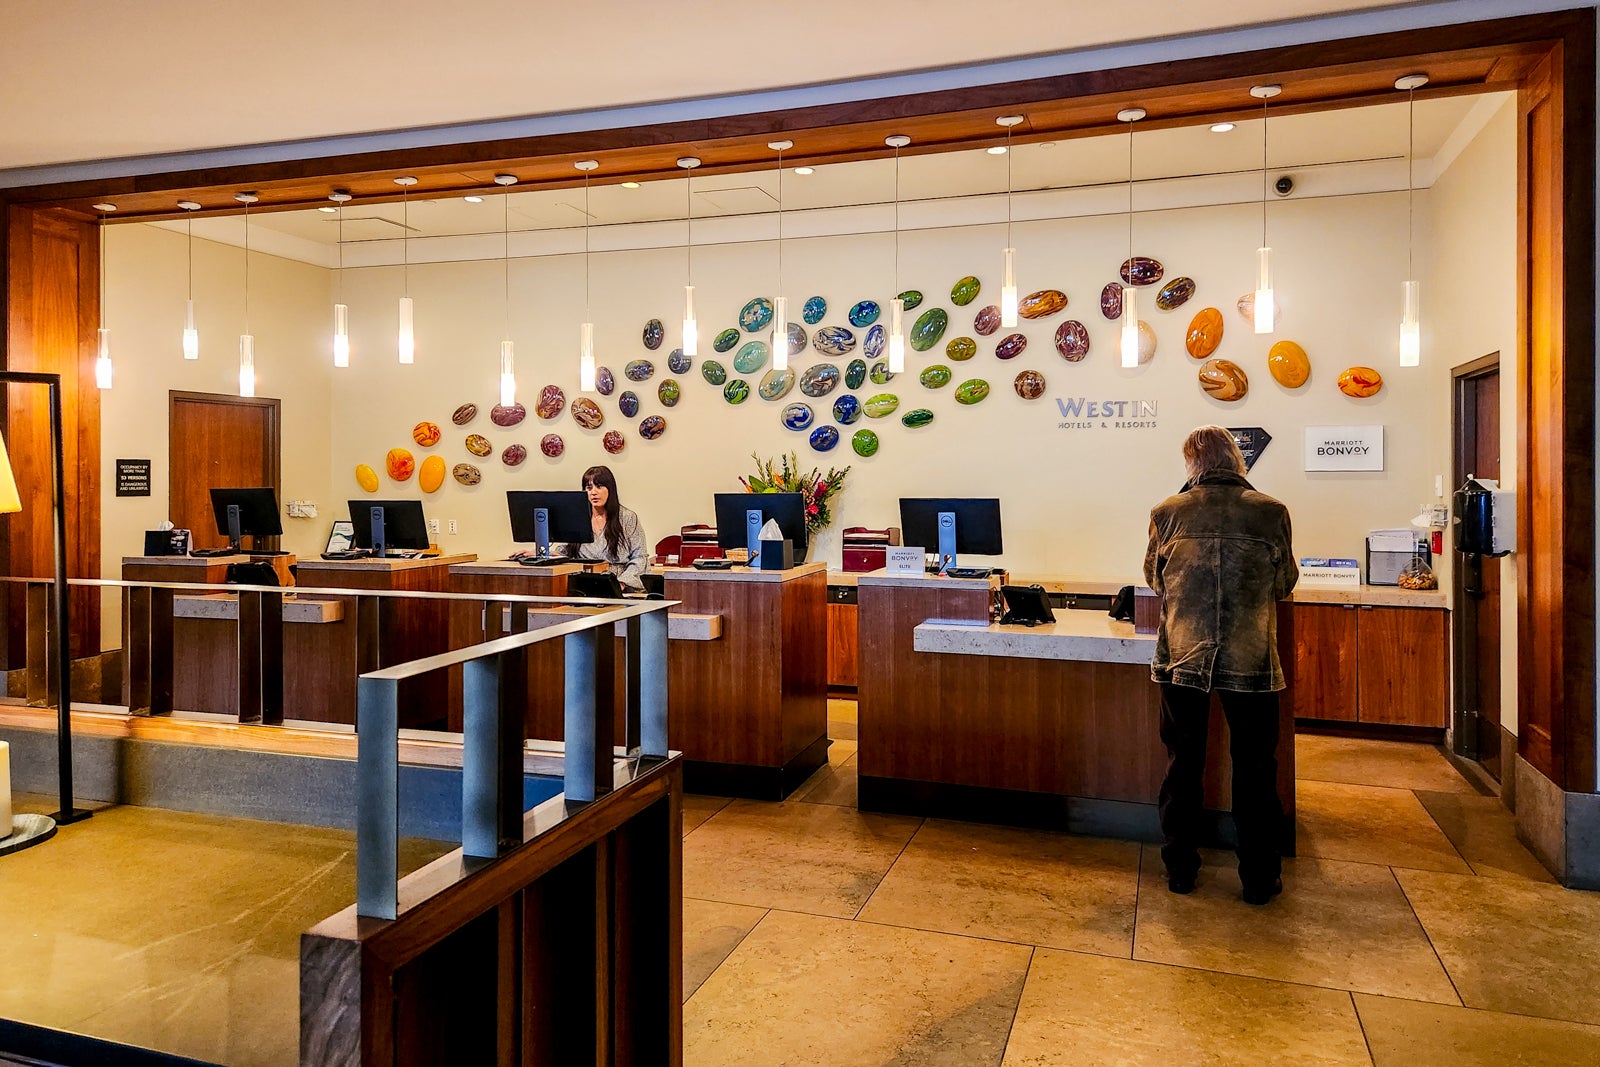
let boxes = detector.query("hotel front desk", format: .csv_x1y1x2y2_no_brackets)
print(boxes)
444,559,828,799
854,571,1297,848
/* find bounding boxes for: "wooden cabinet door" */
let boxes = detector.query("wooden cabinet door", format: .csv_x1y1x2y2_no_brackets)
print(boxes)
827,601,858,689
1356,606,1449,727
1291,604,1359,721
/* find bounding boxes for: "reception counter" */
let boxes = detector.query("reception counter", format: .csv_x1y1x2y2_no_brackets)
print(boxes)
855,571,1296,847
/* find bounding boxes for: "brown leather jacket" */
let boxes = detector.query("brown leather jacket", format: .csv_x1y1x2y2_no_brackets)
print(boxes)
1143,469,1298,692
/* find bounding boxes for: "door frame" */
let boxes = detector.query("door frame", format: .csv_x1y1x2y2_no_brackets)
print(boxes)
168,390,282,550
1450,352,1500,764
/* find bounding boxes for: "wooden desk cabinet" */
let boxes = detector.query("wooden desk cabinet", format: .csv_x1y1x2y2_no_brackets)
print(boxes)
1291,603,1448,729
826,585,858,690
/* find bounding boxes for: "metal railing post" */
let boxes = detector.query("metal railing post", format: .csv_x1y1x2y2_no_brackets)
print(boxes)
634,608,670,759
462,652,524,858
563,628,600,803
356,676,400,920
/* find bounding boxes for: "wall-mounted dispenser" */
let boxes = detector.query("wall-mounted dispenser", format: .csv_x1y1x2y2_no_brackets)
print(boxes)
1453,476,1515,557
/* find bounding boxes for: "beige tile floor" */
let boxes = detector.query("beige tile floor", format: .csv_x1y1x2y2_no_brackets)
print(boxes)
682,724,1600,1066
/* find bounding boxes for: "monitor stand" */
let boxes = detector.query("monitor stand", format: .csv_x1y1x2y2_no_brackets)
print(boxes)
370,506,388,559
937,510,958,574
745,508,763,568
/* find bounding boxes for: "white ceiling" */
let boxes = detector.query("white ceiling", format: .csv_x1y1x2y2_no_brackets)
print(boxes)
1,0,1410,172
226,94,1498,250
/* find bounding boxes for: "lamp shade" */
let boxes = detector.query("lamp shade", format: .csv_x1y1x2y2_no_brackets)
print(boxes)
0,431,21,514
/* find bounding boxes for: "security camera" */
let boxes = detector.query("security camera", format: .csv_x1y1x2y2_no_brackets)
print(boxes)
1274,175,1295,197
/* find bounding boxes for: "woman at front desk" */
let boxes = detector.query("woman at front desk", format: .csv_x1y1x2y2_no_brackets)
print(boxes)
565,465,649,591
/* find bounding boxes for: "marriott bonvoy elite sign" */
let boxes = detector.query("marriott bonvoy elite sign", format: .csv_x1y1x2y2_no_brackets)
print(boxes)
1304,425,1384,471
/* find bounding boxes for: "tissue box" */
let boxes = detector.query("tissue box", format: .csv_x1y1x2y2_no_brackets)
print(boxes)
757,539,794,570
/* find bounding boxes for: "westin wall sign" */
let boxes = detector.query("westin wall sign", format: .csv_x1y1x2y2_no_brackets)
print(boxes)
1055,397,1158,430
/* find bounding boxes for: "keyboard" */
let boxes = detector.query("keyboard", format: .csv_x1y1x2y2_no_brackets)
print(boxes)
320,550,370,561
945,567,993,579
692,558,736,570
190,547,238,558
516,555,571,567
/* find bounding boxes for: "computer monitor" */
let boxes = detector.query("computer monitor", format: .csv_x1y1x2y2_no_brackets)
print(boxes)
506,491,593,559
899,498,1003,573
714,492,807,567
209,487,282,552
348,499,431,557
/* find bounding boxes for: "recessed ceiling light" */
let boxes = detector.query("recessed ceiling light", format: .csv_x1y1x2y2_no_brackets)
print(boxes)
92,203,117,212
621,181,641,189
492,174,517,186
986,146,1008,155
464,195,484,203
318,206,337,213
793,167,814,176
1210,122,1236,133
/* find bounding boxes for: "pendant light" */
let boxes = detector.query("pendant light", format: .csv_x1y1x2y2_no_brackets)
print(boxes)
1397,73,1428,366
678,156,701,356
498,175,519,406
1117,109,1145,368
394,176,417,363
886,134,911,375
1250,85,1281,335
329,191,352,367
179,200,201,359
769,139,793,372
236,192,258,397
575,159,599,391
996,115,1023,328
94,206,114,389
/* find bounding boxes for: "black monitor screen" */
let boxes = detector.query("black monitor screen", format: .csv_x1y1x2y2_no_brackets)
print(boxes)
899,498,1004,557
209,487,282,538
714,492,808,558
348,500,431,551
507,491,593,545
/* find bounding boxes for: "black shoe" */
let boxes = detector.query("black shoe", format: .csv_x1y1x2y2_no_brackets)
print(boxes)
1167,873,1196,895
1241,878,1283,905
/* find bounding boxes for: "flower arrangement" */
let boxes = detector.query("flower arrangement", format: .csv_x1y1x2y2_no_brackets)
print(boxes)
740,451,851,535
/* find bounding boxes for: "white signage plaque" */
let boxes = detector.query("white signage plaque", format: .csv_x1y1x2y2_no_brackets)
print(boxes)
1304,425,1384,472
886,547,925,575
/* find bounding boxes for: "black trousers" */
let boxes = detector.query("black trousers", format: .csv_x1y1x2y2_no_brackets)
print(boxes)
1158,683,1284,887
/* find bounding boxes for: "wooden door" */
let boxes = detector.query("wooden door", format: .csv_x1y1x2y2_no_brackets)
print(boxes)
168,391,280,550
1357,607,1448,728
826,600,858,689
1290,604,1358,722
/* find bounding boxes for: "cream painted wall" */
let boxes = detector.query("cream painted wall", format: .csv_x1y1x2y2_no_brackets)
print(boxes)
1429,97,1519,735
100,225,335,647
325,191,1448,582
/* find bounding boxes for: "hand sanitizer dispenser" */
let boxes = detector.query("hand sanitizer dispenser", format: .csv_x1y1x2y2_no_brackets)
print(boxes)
1454,477,1515,557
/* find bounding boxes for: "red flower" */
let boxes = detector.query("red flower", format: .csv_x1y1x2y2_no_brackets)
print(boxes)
807,504,819,516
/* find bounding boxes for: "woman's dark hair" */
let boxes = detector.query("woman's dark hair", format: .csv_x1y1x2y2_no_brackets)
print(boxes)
581,465,625,558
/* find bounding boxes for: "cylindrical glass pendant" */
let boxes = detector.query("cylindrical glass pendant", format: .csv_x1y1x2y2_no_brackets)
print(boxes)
1399,279,1421,367
500,340,517,406
887,298,906,374
682,285,698,356
1120,287,1140,368
397,296,415,363
95,328,113,389
1000,248,1019,328
182,299,199,361
238,334,256,397
1253,247,1274,335
333,303,350,368
771,296,789,372
579,322,596,391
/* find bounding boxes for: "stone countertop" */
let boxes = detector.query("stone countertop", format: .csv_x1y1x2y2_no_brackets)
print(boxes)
449,560,586,578
494,604,719,641
173,593,343,624
123,554,252,568
295,553,478,573
838,569,1125,596
662,561,827,584
1288,585,1448,609
914,609,1153,665
856,570,994,591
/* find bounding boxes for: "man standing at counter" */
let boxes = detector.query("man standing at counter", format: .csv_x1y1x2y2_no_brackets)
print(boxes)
1145,425,1298,905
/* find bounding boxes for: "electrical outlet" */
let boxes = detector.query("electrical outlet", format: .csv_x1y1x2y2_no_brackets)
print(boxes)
426,518,440,535
302,501,318,518
448,519,458,535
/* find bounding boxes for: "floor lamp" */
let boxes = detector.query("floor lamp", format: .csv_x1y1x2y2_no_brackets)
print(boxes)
0,371,90,855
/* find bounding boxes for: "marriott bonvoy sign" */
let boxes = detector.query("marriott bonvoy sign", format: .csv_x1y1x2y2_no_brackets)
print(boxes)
1303,425,1384,471
1054,397,1159,430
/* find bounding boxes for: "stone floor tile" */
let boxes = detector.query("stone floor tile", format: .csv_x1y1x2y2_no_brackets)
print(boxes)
1134,848,1459,1004
858,820,1140,957
684,909,1030,1067
828,739,858,766
1295,780,1472,873
1296,734,1480,794
1002,949,1371,1066
1396,868,1600,1025
682,898,766,1002
794,755,858,807
682,800,920,917
681,794,731,837
1355,993,1600,1066
1413,790,1556,882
